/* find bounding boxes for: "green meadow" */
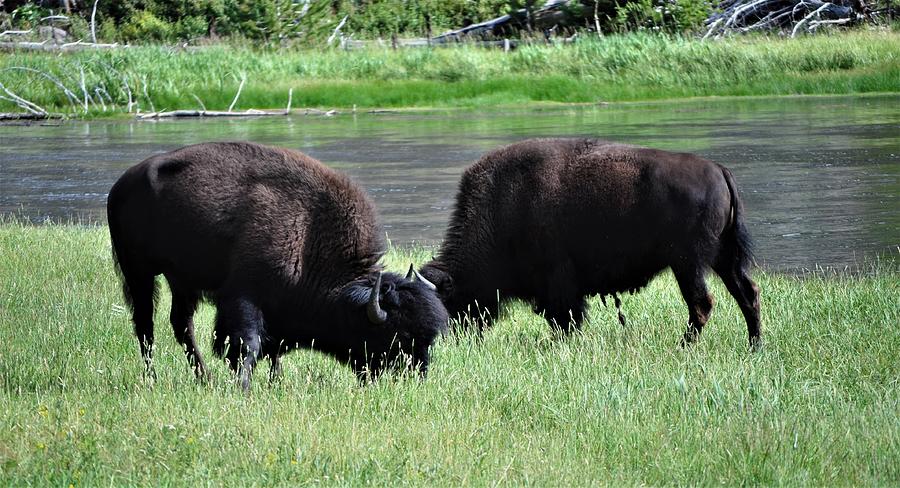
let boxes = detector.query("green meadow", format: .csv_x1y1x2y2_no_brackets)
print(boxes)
1,223,897,485
1,30,898,116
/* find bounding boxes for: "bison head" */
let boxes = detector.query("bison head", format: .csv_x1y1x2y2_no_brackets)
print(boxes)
339,270,448,380
417,262,498,329
416,263,460,315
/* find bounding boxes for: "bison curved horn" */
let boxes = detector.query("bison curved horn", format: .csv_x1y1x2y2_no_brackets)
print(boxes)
367,271,388,325
406,263,437,291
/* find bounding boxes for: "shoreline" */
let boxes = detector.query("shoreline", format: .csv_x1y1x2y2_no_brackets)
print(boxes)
1,91,898,123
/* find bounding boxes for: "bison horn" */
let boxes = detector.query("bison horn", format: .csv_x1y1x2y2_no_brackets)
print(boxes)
367,271,388,325
406,263,437,291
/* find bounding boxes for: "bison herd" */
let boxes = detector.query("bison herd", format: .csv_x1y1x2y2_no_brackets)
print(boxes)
107,139,762,389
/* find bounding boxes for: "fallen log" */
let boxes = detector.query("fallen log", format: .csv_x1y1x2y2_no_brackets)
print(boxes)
136,108,337,120
0,40,123,52
0,112,64,120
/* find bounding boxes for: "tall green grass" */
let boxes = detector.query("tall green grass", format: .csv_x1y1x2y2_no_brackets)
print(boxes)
0,30,897,115
1,223,898,485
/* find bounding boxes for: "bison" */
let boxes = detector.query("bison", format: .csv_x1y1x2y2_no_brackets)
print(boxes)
107,142,449,389
419,138,761,349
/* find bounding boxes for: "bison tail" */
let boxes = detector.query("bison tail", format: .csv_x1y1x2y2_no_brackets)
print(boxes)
720,166,755,268
107,196,157,313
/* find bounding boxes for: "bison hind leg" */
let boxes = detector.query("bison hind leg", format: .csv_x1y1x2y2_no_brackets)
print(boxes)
673,264,715,348
713,261,762,351
120,271,158,380
613,294,626,327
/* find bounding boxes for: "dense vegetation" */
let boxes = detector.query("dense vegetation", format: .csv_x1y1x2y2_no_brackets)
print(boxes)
0,223,897,484
0,30,897,115
1,0,722,43
2,0,896,44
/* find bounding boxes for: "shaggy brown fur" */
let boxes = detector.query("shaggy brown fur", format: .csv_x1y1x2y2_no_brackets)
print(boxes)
108,142,448,388
420,138,761,349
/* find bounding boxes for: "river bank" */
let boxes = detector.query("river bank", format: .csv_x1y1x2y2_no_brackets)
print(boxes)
0,30,897,117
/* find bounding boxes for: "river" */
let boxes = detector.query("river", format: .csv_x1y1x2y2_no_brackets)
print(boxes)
1,95,897,270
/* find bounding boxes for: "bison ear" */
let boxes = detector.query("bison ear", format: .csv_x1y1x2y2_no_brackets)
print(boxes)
367,271,388,325
405,264,438,291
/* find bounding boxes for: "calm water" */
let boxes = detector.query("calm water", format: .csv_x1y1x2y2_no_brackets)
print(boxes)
1,95,898,270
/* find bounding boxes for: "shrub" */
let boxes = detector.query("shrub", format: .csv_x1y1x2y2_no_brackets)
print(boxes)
120,10,174,42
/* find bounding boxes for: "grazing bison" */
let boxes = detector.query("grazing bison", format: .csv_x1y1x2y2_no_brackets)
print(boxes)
419,138,761,349
108,142,449,388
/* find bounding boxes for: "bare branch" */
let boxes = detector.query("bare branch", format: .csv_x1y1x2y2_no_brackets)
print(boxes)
0,30,33,37
703,18,724,40
1,67,81,108
123,75,134,112
141,77,155,113
0,81,48,115
78,66,91,112
94,87,107,111
328,16,349,45
725,0,773,28
228,76,246,113
91,0,100,44
809,17,853,29
792,2,832,37
191,94,207,111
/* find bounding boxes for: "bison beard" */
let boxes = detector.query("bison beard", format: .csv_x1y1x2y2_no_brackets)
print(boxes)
419,138,761,350
107,142,448,389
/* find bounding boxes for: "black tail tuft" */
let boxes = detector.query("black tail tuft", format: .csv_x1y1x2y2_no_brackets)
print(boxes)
108,205,134,310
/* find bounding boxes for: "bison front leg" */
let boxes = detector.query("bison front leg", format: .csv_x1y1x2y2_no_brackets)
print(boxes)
268,355,283,383
214,295,264,392
167,281,210,382
536,260,586,333
673,266,715,347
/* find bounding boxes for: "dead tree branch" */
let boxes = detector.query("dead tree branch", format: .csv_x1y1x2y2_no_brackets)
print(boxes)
228,76,246,113
0,81,48,116
705,0,864,37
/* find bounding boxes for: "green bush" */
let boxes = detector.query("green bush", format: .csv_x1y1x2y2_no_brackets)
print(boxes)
670,0,714,32
615,0,663,31
342,0,510,37
120,10,174,42
613,0,713,33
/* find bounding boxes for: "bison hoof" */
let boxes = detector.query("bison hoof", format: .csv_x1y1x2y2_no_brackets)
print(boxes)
141,367,157,387
749,336,763,353
196,370,212,385
680,330,701,348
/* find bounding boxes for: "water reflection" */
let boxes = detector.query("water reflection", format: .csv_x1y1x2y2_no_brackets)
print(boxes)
1,95,897,270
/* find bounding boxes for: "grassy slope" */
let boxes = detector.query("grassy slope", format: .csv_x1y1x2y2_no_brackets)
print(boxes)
0,30,898,115
0,224,898,485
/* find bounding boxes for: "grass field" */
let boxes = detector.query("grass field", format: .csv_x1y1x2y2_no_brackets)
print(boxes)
1,223,898,485
0,30,898,116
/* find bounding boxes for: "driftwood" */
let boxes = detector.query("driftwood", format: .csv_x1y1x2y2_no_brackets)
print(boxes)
136,89,328,119
136,108,337,120
0,40,123,52
0,112,63,120
704,0,869,37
